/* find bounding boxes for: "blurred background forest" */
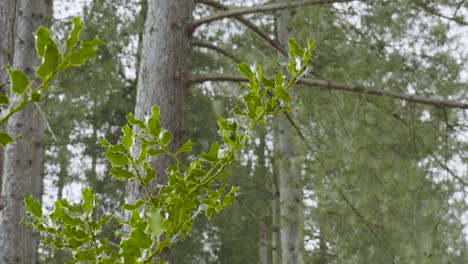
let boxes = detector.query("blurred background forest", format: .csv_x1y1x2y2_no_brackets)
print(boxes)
1,0,468,263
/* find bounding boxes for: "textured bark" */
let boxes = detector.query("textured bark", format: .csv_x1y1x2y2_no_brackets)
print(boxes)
0,0,17,208
126,0,194,262
276,6,303,264
0,0,48,263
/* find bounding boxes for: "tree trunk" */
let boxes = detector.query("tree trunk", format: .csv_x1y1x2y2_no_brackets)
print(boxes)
276,6,303,264
0,0,49,262
126,0,194,262
0,0,17,211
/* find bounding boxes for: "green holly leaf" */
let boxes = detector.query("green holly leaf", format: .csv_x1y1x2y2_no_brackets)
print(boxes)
148,207,165,239
129,228,152,248
67,37,104,67
110,167,134,180
36,43,59,82
126,113,145,129
75,251,95,262
35,27,53,58
66,17,82,54
105,149,128,166
161,131,171,146
7,66,29,96
177,140,195,154
237,63,254,80
24,196,42,218
0,94,9,105
148,106,161,137
0,132,14,147
121,125,133,150
81,188,93,214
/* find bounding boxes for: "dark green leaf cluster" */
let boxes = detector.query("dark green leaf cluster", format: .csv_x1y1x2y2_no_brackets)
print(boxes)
23,37,314,263
0,17,103,147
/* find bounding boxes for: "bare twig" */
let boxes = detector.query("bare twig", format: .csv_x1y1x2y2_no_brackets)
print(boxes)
192,0,357,30
187,74,468,110
192,41,241,63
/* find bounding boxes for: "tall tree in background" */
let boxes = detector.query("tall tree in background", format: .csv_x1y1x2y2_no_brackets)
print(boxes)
0,0,17,209
0,0,51,262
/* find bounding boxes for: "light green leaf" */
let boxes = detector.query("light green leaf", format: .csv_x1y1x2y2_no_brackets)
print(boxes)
66,17,82,54
0,132,14,147
237,63,254,80
105,149,128,166
126,113,145,129
177,140,195,154
36,43,59,81
148,106,161,137
24,196,42,218
0,94,9,105
7,66,29,96
161,131,172,146
67,37,104,67
122,199,145,211
75,251,95,262
129,228,152,248
35,27,53,58
110,167,134,180
121,125,133,150
100,138,110,147
81,188,93,214
148,207,165,239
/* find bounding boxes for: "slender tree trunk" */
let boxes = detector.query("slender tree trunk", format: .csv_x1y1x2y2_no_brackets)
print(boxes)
271,127,281,264
256,127,269,264
0,0,49,262
0,0,18,211
276,5,303,264
126,0,194,262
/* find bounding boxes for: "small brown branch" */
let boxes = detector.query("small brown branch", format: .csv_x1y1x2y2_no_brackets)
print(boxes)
192,0,357,30
187,74,468,110
416,2,468,26
196,0,287,56
192,41,241,63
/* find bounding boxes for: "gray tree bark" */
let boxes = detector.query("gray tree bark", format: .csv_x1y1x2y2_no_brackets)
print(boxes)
0,0,17,210
276,5,304,264
0,0,48,263
126,0,194,262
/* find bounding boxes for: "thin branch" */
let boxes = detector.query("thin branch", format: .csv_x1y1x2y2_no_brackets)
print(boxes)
187,74,468,110
416,2,468,26
192,0,357,30
192,41,241,63
196,0,287,56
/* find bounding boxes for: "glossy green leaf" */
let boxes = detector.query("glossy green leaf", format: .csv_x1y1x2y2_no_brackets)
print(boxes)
35,27,53,58
126,113,145,129
0,132,14,147
110,167,134,180
121,125,133,150
24,196,42,218
0,94,9,105
237,63,254,80
129,228,152,248
105,149,128,166
148,106,161,137
161,131,171,146
7,66,29,96
81,188,93,214
122,199,145,211
177,140,195,154
148,207,165,239
36,43,59,81
67,37,104,67
66,17,82,54
100,138,110,147
30,90,41,102
75,251,95,262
